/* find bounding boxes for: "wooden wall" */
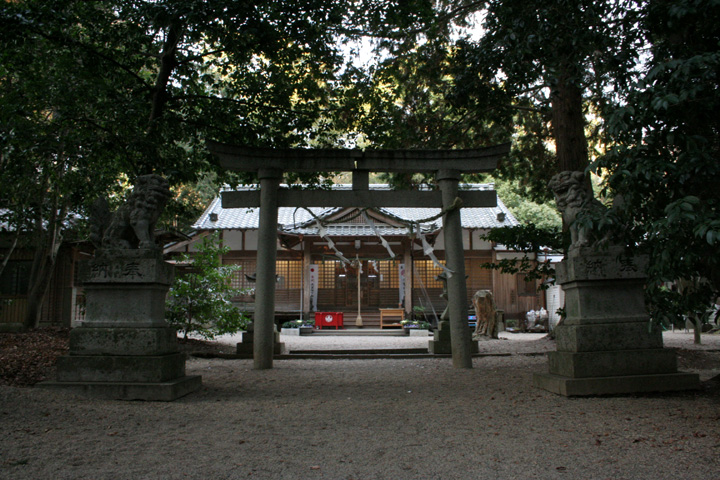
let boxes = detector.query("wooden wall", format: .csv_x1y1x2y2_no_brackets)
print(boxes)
492,270,543,320
0,245,81,327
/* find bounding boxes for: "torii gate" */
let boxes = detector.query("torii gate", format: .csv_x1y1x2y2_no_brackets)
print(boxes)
208,141,510,370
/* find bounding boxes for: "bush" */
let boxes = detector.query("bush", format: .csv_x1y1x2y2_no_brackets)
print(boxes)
401,319,431,329
166,233,251,339
281,319,315,328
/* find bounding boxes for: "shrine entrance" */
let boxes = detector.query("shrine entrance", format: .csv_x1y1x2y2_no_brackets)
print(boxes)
208,141,510,370
335,260,375,308
317,258,396,309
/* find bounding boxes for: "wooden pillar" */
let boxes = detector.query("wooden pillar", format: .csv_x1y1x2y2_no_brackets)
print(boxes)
302,241,312,319
403,244,413,314
254,169,282,370
437,169,473,369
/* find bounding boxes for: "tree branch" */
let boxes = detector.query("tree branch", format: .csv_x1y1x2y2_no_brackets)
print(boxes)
148,20,185,126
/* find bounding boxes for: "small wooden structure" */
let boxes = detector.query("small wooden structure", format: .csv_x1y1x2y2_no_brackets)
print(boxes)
379,308,404,329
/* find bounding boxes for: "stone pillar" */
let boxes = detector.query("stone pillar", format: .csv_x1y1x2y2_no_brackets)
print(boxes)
429,272,479,356
533,247,700,396
236,323,284,357
45,249,202,400
437,169,474,368
253,169,282,369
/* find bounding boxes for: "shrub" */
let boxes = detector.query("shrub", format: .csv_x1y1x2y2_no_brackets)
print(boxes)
166,233,250,339
281,319,315,328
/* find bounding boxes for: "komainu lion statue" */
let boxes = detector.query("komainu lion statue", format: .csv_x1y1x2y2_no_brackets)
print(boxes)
90,174,171,250
472,289,498,339
548,170,605,251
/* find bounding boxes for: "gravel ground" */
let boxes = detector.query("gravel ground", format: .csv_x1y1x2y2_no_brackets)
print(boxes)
1,332,719,480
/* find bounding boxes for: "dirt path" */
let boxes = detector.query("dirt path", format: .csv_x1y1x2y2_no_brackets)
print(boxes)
1,332,719,479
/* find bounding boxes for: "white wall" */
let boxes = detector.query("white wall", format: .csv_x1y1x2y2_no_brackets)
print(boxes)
223,230,244,250
471,229,493,250
496,251,536,260
546,284,565,330
244,230,258,251
432,228,471,251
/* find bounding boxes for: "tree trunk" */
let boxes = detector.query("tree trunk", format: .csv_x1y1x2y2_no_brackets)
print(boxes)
23,249,56,330
22,202,65,330
693,315,702,345
550,78,589,173
550,75,594,239
0,227,20,278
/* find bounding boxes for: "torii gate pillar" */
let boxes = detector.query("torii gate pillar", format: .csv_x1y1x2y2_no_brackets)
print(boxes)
254,169,282,369
438,169,473,368
208,141,510,370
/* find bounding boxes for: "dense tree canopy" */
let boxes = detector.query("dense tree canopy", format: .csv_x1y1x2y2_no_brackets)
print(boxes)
596,0,720,324
1,0,718,327
0,0,397,327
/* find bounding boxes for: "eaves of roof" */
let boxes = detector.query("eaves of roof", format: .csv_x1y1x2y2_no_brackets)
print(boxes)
192,184,519,232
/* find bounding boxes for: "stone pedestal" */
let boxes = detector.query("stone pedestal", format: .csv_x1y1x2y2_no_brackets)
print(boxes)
236,324,285,356
533,248,699,396
429,321,478,355
408,328,430,337
43,250,201,401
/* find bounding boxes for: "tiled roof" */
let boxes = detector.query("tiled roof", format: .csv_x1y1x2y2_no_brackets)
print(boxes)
286,224,419,237
192,184,519,234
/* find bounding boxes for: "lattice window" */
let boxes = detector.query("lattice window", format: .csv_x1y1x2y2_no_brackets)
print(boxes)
224,259,256,290
276,260,301,289
318,260,339,288
412,260,445,288
378,260,399,288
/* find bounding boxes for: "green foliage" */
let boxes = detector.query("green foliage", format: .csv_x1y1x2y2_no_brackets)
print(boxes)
162,171,223,232
478,224,563,290
401,318,431,329
281,319,315,328
335,38,513,151
0,0,388,325
596,0,720,324
166,233,250,339
452,0,646,180
494,180,561,230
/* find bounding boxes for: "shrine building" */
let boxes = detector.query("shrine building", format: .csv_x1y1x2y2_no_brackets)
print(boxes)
166,183,546,328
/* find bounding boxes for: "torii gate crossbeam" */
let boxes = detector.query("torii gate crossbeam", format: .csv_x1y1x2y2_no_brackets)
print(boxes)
208,141,510,370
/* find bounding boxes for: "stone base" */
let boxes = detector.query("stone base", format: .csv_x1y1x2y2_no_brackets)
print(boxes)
547,348,679,378
236,342,285,356
39,375,202,401
51,250,200,401
56,353,187,383
556,320,663,351
237,329,284,356
429,340,478,355
533,372,700,397
428,339,451,354
409,329,430,337
536,249,701,396
69,327,178,356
